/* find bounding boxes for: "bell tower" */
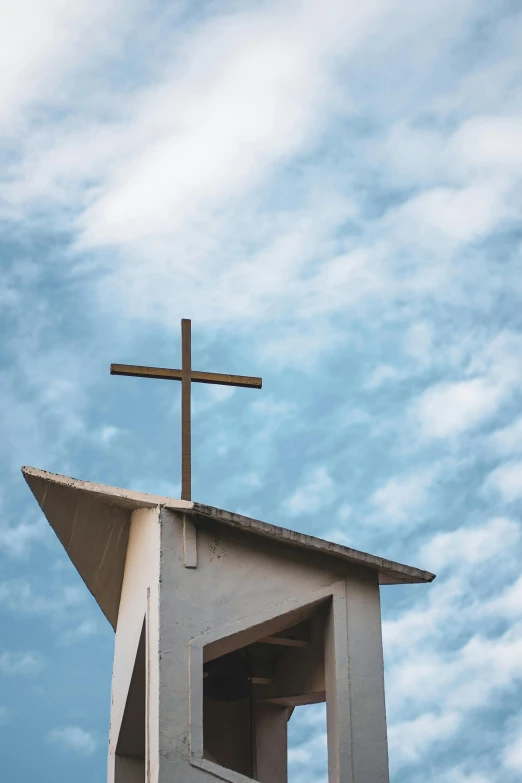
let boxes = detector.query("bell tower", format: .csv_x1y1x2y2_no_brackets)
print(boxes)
24,317,435,782
23,465,434,783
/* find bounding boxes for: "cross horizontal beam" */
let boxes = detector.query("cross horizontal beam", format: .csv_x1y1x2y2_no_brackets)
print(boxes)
110,363,262,389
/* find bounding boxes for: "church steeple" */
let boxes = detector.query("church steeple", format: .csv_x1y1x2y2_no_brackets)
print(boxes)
23,465,434,783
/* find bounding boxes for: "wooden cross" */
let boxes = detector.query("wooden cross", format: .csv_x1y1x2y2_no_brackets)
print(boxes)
110,319,262,502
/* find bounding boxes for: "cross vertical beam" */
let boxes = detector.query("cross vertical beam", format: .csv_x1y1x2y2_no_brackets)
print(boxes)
181,319,191,501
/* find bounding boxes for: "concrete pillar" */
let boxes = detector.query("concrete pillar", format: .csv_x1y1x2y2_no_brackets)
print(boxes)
254,703,288,783
325,572,389,783
108,507,160,783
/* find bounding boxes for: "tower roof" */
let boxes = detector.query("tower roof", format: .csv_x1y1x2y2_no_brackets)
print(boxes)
22,466,435,630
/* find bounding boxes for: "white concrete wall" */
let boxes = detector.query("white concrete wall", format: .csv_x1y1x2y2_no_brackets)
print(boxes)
108,507,160,783
156,509,390,783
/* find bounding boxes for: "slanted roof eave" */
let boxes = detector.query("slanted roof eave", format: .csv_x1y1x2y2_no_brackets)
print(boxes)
21,466,435,588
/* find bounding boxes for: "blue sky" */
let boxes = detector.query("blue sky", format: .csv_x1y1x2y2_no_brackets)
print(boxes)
1,0,522,781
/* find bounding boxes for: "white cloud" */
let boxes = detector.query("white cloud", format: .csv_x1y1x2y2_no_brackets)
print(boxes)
259,316,343,372
48,726,97,755
59,620,98,646
388,710,461,767
6,0,386,229
504,717,522,772
0,0,518,400
450,115,522,173
0,487,46,559
0,579,86,619
192,384,236,414
434,771,489,783
385,532,522,660
0,519,46,558
488,574,522,620
288,732,327,765
0,651,44,676
338,504,353,522
383,577,464,653
403,322,433,364
409,329,522,446
369,468,435,526
0,0,128,126
283,466,334,517
490,416,522,456
98,425,120,444
413,377,504,440
398,181,510,243
387,623,522,720
383,508,522,779
446,631,522,711
364,363,401,390
0,296,92,477
4,0,497,371
484,461,522,503
419,517,521,572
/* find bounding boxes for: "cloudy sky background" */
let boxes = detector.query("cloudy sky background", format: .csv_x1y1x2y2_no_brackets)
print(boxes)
1,0,522,780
